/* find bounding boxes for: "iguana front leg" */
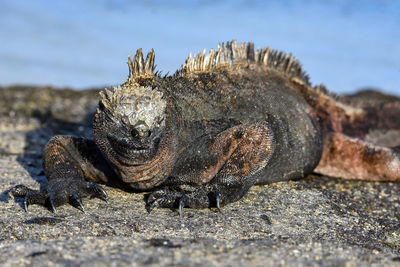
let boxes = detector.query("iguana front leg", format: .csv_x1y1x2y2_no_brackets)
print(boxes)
11,136,114,212
147,123,275,214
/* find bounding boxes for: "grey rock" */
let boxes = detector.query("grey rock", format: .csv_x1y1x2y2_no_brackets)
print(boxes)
1,85,400,266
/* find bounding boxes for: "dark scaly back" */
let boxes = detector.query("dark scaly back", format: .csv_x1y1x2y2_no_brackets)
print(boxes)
169,41,354,128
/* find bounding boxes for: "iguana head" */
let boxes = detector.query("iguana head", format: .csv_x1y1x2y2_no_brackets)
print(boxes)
94,84,167,165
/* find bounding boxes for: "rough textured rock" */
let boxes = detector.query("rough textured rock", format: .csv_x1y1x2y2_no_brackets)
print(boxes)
1,86,400,266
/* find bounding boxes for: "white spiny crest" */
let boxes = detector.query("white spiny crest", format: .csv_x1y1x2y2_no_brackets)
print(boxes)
176,40,309,85
99,85,166,134
126,48,156,84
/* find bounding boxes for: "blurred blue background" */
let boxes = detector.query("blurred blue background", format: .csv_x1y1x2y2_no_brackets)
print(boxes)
0,0,399,95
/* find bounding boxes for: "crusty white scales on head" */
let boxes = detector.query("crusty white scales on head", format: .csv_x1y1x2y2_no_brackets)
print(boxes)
10,40,400,215
99,85,166,137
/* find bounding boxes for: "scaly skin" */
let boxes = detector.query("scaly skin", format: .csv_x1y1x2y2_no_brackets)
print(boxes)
11,41,400,214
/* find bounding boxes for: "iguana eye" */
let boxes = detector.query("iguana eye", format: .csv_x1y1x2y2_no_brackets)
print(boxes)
154,137,160,144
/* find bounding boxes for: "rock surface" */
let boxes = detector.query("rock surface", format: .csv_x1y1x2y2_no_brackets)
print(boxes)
1,86,400,266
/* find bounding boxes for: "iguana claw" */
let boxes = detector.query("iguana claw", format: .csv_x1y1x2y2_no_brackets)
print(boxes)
71,194,85,213
23,197,29,212
49,195,57,213
178,196,186,217
215,191,221,210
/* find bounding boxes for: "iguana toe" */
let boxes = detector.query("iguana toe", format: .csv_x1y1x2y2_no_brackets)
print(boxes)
146,189,184,214
86,182,108,202
146,196,166,213
10,184,32,198
23,191,47,212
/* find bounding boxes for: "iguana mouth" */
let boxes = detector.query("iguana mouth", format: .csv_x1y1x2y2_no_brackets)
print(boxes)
107,134,160,162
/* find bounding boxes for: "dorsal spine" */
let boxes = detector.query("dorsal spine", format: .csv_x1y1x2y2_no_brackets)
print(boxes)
174,40,310,85
126,48,156,84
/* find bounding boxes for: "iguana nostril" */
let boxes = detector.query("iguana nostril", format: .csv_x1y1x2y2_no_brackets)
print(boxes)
131,129,139,138
134,124,150,137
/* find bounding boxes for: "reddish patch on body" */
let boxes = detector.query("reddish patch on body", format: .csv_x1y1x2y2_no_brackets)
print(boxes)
196,123,275,185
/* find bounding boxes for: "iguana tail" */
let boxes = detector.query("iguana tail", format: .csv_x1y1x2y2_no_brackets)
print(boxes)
304,87,400,181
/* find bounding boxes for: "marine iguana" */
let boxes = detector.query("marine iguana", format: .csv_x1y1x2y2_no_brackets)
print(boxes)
11,41,400,214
